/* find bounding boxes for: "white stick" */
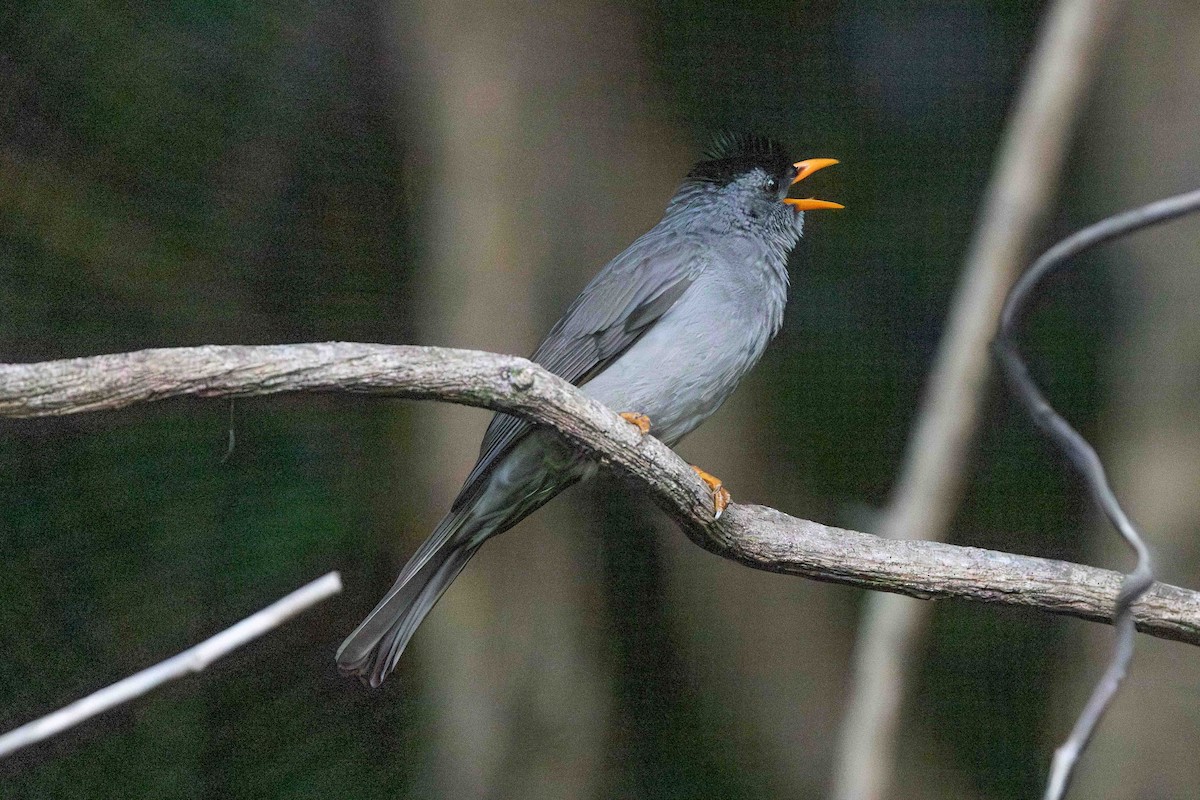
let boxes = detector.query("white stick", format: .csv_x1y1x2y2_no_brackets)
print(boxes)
0,571,342,759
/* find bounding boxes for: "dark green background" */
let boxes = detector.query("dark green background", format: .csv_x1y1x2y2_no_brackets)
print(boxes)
1,1,1124,797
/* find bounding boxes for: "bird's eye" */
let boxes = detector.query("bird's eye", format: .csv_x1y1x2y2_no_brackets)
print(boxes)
766,178,779,193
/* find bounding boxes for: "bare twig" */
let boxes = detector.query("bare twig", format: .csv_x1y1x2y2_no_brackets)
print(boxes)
0,572,343,760
995,188,1200,800
2,345,1199,647
833,2,1123,797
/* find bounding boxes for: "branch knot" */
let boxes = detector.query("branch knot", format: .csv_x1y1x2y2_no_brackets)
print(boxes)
504,364,536,391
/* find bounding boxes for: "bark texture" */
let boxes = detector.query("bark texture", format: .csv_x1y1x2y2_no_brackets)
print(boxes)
3,343,1199,647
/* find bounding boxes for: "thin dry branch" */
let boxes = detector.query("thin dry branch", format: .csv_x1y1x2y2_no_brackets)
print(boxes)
834,2,1123,798
0,572,343,760
2,344,1199,646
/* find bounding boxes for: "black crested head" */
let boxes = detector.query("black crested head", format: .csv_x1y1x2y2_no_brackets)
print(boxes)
686,132,793,186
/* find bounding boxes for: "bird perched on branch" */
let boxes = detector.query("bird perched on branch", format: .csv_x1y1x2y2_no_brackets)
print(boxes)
337,133,841,687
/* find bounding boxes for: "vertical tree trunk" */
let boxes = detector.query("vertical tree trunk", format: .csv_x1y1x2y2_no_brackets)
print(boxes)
667,383,854,794
383,2,679,796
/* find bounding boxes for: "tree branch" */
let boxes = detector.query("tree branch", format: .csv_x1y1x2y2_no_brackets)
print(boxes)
0,572,343,760
3,343,1200,646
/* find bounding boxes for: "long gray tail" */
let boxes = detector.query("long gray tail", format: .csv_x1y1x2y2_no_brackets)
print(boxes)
336,509,479,688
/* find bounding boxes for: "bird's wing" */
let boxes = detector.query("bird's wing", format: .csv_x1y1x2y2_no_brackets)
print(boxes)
451,228,702,510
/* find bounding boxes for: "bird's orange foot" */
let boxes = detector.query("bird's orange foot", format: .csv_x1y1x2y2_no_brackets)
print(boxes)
691,465,731,519
619,412,652,435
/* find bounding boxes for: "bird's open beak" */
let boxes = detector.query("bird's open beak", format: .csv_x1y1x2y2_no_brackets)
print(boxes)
784,158,843,211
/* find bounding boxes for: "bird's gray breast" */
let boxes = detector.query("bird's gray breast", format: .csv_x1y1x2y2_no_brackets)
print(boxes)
581,241,788,445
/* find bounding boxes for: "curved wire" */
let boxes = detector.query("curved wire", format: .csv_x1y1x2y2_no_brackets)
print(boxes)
993,187,1200,800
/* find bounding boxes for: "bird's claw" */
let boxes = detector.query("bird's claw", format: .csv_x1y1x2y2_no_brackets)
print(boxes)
619,412,652,435
691,465,731,519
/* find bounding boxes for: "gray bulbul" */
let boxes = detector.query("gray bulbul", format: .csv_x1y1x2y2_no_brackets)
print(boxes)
337,134,840,687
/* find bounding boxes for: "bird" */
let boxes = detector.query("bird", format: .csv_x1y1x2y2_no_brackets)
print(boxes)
337,133,841,687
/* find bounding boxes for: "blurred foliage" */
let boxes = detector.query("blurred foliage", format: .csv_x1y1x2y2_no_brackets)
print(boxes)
0,1,1123,798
